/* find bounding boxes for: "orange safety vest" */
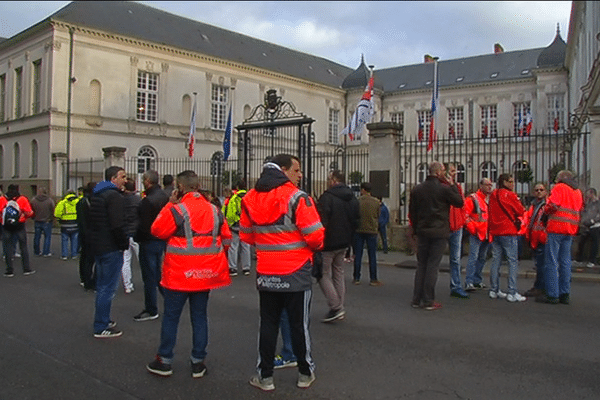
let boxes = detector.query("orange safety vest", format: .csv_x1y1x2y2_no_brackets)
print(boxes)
151,192,232,292
525,201,547,248
545,183,583,235
240,182,324,275
464,190,489,241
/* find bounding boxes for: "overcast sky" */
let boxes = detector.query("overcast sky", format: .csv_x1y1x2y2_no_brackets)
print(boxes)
0,1,572,69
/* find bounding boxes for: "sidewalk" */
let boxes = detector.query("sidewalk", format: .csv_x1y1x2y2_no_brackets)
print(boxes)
373,250,600,284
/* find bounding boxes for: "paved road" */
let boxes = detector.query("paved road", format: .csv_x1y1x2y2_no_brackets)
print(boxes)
1,237,600,399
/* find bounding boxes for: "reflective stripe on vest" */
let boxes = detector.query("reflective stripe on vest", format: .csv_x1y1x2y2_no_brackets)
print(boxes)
167,203,223,255
548,205,580,226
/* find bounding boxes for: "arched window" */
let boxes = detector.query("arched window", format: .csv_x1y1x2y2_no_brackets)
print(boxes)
417,162,428,183
89,80,101,116
243,104,252,120
137,146,157,173
182,94,191,124
31,140,38,177
513,160,530,182
210,152,224,177
451,162,466,183
481,161,497,182
13,143,20,178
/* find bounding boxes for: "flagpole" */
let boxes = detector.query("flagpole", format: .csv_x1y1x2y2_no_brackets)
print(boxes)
228,88,234,189
188,92,197,158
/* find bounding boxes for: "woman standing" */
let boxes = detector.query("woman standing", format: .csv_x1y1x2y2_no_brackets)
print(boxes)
488,174,526,302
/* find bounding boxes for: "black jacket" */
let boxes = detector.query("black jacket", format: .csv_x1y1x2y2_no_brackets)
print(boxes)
317,183,360,251
89,181,128,256
409,176,464,238
135,184,169,242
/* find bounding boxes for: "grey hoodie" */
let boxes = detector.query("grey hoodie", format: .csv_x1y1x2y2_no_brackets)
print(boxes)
30,194,55,222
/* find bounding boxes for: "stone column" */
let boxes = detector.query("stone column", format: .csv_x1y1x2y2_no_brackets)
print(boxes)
102,146,127,169
51,152,67,197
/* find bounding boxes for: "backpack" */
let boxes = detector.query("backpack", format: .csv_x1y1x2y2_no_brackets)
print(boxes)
3,199,22,230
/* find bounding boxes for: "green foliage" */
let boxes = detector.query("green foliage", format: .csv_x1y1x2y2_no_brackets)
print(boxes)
549,162,566,183
222,170,243,187
515,167,534,184
349,171,364,184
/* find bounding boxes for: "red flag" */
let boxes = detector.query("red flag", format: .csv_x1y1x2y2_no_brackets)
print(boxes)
188,98,197,158
525,112,532,136
427,60,439,152
449,124,455,139
418,116,424,141
553,117,559,133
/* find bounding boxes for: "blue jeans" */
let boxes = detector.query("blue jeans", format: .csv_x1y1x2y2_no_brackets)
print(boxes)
93,250,124,333
139,240,166,315
378,224,388,253
158,288,209,364
279,308,295,361
489,235,519,295
448,228,463,291
33,221,52,256
544,233,573,299
465,234,490,286
533,244,546,291
61,229,79,258
353,233,378,281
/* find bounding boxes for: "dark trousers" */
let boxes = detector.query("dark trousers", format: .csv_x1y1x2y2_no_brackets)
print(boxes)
3,226,31,273
413,236,446,307
79,236,95,290
139,240,166,315
257,290,313,378
576,227,600,264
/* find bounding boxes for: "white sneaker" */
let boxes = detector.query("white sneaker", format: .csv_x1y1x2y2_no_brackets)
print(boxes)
507,293,527,302
586,262,595,268
489,290,508,299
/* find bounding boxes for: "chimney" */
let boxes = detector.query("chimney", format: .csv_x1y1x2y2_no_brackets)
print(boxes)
424,54,435,63
494,43,504,54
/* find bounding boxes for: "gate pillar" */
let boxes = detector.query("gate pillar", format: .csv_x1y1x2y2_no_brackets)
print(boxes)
102,146,127,169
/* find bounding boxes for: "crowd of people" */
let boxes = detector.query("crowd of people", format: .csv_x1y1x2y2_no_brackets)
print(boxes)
408,161,586,310
0,154,590,391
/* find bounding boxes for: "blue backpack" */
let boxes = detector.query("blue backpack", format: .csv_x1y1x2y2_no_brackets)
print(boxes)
3,200,22,230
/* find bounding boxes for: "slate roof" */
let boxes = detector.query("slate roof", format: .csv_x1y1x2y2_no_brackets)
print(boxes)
47,1,353,89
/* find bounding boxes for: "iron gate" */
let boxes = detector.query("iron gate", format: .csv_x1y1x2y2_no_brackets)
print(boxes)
236,90,315,194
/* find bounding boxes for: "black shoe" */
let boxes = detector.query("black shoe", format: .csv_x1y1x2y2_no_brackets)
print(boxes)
322,309,345,323
134,310,159,322
243,269,250,276
23,270,36,276
535,295,559,304
191,361,207,378
94,327,122,338
4,271,14,278
559,293,570,304
450,289,470,299
229,269,238,277
147,356,173,376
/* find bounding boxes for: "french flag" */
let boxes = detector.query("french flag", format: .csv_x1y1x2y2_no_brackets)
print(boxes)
427,60,439,152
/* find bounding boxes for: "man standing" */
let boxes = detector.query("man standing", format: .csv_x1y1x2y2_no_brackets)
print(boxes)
524,183,548,298
54,190,80,260
162,174,175,196
538,170,583,305
77,182,96,291
1,184,35,277
409,161,463,310
574,188,600,268
353,182,381,286
464,178,494,292
134,170,169,322
30,187,55,257
89,166,129,338
377,197,389,254
146,170,231,378
317,170,360,322
241,154,324,391
222,182,251,276
121,178,141,294
446,163,469,299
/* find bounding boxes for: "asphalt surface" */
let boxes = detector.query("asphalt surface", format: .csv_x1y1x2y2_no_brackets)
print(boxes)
2,234,600,399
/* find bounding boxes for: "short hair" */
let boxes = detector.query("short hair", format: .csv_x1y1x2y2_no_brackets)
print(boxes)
428,161,444,175
163,174,174,186
330,170,345,184
497,173,513,189
176,170,199,191
360,182,372,192
143,170,159,185
38,187,48,195
124,178,136,192
270,153,300,169
105,166,124,182
233,180,246,191
556,170,574,183
6,184,20,199
83,181,97,195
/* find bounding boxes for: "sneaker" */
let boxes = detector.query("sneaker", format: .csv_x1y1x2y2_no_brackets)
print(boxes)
424,302,442,311
249,375,275,391
43,253,52,257
369,280,383,286
108,321,117,329
489,290,507,299
352,280,360,285
297,372,316,388
23,270,36,276
473,283,487,290
191,361,207,378
229,269,238,277
559,293,570,304
450,289,470,299
4,272,14,278
410,302,421,309
94,327,122,338
125,287,134,294
134,311,159,322
274,355,298,369
586,262,595,268
15,252,21,258
464,283,476,292
243,269,250,276
507,293,527,302
147,356,173,376
60,257,68,261
321,309,345,323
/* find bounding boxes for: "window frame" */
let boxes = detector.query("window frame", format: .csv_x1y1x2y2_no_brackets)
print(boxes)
136,70,159,122
328,108,340,144
211,84,229,131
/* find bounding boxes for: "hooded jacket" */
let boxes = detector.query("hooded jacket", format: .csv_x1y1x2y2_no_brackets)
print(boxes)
89,181,128,256
488,188,526,236
54,193,79,231
544,180,583,235
317,183,360,251
240,164,324,290
30,194,55,223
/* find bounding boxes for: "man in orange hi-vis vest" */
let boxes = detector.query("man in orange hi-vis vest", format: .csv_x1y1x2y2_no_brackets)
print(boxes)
537,170,583,305
240,154,324,392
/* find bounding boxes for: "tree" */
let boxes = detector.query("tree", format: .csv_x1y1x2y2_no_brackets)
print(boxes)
549,162,566,184
515,166,534,184
222,170,243,188
349,171,364,184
